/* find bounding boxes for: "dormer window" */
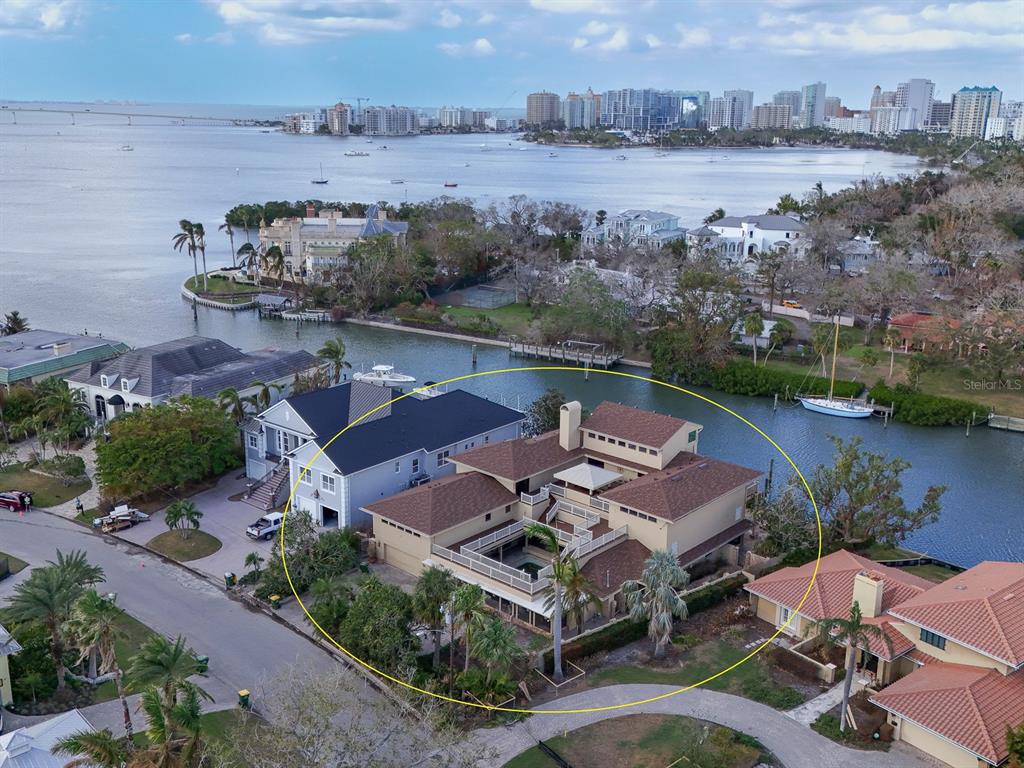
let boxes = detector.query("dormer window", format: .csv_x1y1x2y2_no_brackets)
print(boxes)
100,374,116,388
121,379,130,392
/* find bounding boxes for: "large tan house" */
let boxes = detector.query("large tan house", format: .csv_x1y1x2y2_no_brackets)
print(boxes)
365,400,761,631
746,551,1024,768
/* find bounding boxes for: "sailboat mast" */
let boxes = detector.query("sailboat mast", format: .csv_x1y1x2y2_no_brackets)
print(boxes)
828,314,839,401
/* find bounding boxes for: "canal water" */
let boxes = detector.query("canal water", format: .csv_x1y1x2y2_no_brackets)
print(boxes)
0,108,1019,567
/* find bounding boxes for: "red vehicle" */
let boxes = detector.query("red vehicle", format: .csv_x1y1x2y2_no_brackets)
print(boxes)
0,491,27,511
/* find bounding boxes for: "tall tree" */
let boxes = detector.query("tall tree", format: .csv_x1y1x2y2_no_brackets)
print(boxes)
815,602,892,733
524,523,568,681
237,242,261,287
413,565,458,670
263,244,285,286
316,337,352,385
128,633,210,737
622,550,690,658
753,250,785,316
248,380,284,411
172,220,200,290
219,217,236,268
524,388,566,437
743,312,765,364
193,222,209,291
547,556,601,636
451,583,487,674
164,499,202,540
883,328,902,380
1,310,29,336
472,616,524,685
762,318,794,366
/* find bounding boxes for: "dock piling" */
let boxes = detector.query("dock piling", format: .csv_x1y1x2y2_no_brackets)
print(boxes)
472,344,478,367
773,393,778,413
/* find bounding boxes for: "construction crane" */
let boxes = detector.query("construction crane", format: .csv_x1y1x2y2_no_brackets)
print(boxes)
339,96,371,124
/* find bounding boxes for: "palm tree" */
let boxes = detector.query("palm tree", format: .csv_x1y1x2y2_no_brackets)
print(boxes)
172,220,200,290
524,522,568,681
884,328,902,380
762,319,793,366
703,207,726,225
164,499,202,540
6,550,104,689
547,557,601,636
244,551,264,578
248,380,284,411
1,310,29,336
452,583,487,674
67,590,135,743
237,242,261,287
413,565,458,669
35,380,90,449
219,217,236,268
316,337,352,385
193,222,209,291
743,313,765,364
128,633,210,736
53,729,128,768
263,244,285,287
815,602,893,733
473,616,523,686
622,550,690,659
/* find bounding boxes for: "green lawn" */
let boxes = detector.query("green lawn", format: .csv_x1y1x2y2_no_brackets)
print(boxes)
0,551,28,575
591,638,804,710
0,462,91,507
441,302,543,337
903,564,959,582
860,544,921,561
146,530,223,562
504,714,768,768
185,275,261,296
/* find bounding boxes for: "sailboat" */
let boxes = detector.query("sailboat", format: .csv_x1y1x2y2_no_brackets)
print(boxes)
798,316,873,418
311,163,328,185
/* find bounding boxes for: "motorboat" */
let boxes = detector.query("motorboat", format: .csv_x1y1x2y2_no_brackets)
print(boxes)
548,152,558,157
463,162,471,167
120,144,134,151
353,364,417,388
378,145,389,150
798,316,873,419
390,179,405,184
615,155,627,160
413,381,445,398
344,151,370,157
444,181,458,188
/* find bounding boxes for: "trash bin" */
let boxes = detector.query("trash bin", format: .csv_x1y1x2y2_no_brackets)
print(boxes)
196,655,209,674
269,594,281,609
238,689,251,710
224,572,236,588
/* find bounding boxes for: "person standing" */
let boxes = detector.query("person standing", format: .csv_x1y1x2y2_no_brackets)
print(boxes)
24,493,32,512
19,493,28,514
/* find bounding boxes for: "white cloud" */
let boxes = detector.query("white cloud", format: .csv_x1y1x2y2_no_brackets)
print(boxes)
676,24,711,48
571,36,589,49
579,20,609,35
438,36,496,57
174,32,194,44
477,12,497,24
529,0,623,15
0,0,88,37
438,8,462,28
597,27,629,50
644,33,663,48
205,30,234,44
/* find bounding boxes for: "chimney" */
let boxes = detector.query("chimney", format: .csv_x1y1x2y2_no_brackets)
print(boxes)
852,571,885,618
559,401,582,451
52,342,70,357
328,217,336,235
305,202,316,219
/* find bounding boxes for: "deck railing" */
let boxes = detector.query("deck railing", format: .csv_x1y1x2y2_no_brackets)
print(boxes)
573,526,628,560
520,487,550,505
553,498,601,526
430,543,551,595
459,520,526,555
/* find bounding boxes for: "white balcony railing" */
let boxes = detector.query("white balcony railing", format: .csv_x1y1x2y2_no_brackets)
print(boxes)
553,499,601,527
573,526,628,560
459,520,526,555
430,543,551,595
520,487,550,505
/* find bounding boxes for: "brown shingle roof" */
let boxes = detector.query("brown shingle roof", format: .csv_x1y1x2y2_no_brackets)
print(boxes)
744,550,933,622
452,430,582,482
363,472,516,535
888,561,1024,667
582,401,693,448
599,453,761,521
580,539,652,597
871,664,1024,764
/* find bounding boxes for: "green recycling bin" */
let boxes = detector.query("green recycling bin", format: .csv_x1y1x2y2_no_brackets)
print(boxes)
238,689,251,710
224,572,236,588
196,655,209,674
269,594,281,609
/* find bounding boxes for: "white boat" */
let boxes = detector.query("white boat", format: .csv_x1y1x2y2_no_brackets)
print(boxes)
344,151,370,157
311,162,328,185
463,162,471,167
353,364,417,388
798,316,873,419
390,179,405,184
120,144,134,151
548,152,558,157
655,151,669,157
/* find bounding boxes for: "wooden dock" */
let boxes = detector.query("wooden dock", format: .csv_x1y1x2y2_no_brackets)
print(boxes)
988,414,1024,433
508,340,622,368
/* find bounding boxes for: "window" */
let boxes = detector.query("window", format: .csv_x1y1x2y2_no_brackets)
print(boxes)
121,379,130,392
412,458,420,474
320,474,336,494
485,513,491,521
598,435,607,442
638,446,648,454
298,467,312,485
484,435,489,444
394,460,401,473
100,375,109,388
920,628,946,650
688,430,698,443
436,449,450,468
649,449,659,456
627,443,636,450
247,434,258,450
617,439,626,447
587,431,596,438
779,606,792,626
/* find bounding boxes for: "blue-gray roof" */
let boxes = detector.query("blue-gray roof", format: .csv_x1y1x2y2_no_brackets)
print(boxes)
285,382,523,475
0,330,128,385
360,204,409,238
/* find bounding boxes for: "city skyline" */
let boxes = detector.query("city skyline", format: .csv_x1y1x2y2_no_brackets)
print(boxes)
1,0,1022,106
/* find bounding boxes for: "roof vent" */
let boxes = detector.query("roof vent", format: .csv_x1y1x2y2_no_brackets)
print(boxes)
953,585,968,591
1004,592,1016,601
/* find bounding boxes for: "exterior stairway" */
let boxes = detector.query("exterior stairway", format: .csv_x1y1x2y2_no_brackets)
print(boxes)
245,463,290,511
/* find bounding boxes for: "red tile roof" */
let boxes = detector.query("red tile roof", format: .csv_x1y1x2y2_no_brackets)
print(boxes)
744,550,933,621
452,430,582,481
861,616,916,661
582,401,692,448
887,561,1024,667
363,472,516,535
888,313,960,344
600,453,761,521
871,664,1024,765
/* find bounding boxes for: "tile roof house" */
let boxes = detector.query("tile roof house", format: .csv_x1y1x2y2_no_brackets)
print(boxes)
246,381,524,527
66,336,317,422
366,399,760,631
0,329,128,388
746,554,1024,767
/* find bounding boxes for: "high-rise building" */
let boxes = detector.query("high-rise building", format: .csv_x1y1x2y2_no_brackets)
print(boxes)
526,91,561,126
824,96,842,118
362,106,419,136
600,89,684,131
561,88,601,130
327,102,350,135
870,86,883,110
926,101,952,131
895,79,935,130
872,106,917,136
751,103,792,129
800,82,827,128
826,114,873,134
881,91,896,107
677,90,709,128
724,89,754,129
950,86,1002,138
707,96,743,131
773,90,802,119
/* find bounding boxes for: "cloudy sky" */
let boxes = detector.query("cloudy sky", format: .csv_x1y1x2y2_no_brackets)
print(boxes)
1,0,1022,108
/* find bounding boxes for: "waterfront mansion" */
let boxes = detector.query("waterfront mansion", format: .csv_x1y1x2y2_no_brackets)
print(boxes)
363,400,761,631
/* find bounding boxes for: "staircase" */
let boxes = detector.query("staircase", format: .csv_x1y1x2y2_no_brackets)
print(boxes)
245,463,290,511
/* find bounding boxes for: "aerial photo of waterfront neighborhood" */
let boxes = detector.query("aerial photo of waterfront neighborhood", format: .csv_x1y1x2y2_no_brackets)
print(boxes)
1,2,1023,767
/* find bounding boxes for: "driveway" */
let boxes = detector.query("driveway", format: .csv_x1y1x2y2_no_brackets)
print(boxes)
476,684,943,768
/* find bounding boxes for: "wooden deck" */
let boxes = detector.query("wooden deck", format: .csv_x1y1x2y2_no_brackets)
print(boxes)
508,340,622,368
988,414,1024,432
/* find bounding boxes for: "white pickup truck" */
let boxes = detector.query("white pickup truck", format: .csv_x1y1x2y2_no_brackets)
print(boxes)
246,512,284,540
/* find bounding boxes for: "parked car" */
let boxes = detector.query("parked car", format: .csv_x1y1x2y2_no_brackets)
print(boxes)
246,512,284,541
0,492,26,511
782,299,804,309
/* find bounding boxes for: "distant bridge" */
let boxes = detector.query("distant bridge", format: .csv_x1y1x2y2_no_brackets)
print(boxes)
0,106,264,127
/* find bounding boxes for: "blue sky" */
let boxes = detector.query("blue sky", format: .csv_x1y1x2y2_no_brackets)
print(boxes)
1,0,1022,109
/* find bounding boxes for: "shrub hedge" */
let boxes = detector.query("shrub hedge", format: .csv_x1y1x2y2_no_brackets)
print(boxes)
867,382,979,426
701,361,862,400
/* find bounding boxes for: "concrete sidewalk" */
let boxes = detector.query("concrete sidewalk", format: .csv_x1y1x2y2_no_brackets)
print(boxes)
787,676,869,726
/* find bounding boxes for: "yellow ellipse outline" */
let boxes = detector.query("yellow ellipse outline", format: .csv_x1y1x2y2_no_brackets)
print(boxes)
279,366,822,714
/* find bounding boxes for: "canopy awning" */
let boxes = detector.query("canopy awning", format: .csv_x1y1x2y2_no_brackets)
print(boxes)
554,463,622,492
107,394,125,405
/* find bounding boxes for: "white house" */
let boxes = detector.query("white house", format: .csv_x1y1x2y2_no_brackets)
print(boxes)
243,381,524,528
0,710,94,768
689,214,804,272
66,336,317,422
581,209,687,250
